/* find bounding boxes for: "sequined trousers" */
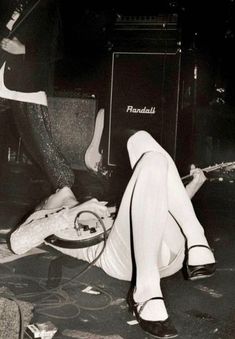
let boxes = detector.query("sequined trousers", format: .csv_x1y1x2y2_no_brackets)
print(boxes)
0,98,75,189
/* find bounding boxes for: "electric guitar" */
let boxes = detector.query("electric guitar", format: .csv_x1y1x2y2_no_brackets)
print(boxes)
0,0,41,68
85,108,105,173
46,161,235,249
43,161,235,250
45,206,116,249
181,161,235,185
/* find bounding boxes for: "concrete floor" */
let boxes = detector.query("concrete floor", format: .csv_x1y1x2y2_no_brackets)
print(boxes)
0,166,235,339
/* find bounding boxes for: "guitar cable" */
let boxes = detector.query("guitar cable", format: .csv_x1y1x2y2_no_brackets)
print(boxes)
36,210,110,302
0,211,111,337
68,210,110,282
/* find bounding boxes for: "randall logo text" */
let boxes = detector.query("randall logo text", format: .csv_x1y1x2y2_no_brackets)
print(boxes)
126,106,156,114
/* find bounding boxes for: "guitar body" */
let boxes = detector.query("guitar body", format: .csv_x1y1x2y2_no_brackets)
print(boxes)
85,108,105,173
45,209,115,249
46,216,114,249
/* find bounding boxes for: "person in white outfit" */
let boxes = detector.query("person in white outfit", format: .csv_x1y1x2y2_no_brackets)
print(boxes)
10,130,216,338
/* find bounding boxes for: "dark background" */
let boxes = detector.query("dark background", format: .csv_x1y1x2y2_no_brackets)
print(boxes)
1,0,234,188
55,0,235,106
50,0,235,174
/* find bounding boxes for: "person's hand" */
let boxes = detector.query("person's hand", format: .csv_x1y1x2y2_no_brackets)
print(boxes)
69,198,110,222
186,164,207,199
190,164,207,187
0,37,25,55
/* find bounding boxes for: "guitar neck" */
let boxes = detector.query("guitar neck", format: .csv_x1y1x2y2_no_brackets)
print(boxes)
3,0,41,40
181,166,213,181
181,162,233,182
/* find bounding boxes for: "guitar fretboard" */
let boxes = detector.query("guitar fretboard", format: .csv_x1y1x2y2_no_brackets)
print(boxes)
181,162,235,182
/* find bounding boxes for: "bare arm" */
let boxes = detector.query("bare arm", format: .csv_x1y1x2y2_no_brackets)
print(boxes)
185,165,207,199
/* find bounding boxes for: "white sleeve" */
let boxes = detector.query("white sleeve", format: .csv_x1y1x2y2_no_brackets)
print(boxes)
10,208,70,255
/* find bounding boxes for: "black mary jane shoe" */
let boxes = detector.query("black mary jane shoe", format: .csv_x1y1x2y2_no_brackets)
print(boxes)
127,288,178,338
186,245,216,281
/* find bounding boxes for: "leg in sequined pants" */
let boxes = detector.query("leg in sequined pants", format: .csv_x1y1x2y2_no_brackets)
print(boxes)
11,100,75,189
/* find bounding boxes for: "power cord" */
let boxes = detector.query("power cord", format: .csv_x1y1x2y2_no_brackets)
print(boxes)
51,209,110,289
32,209,111,303
0,210,113,336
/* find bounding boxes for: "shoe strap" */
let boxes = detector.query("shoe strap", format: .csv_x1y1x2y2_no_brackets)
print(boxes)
188,244,212,251
137,297,164,315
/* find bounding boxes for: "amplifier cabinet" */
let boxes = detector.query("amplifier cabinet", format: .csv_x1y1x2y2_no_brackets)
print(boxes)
107,50,181,166
109,14,180,53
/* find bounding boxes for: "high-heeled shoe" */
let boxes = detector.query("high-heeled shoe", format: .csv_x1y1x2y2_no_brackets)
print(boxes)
186,245,216,281
127,288,178,338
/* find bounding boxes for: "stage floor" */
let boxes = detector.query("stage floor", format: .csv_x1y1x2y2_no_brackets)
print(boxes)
0,175,235,339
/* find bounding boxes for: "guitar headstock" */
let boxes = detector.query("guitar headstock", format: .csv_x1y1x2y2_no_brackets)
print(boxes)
223,162,235,171
181,161,235,184
206,161,235,183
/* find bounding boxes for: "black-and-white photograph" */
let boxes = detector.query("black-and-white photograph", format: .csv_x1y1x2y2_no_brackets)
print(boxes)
0,1,234,338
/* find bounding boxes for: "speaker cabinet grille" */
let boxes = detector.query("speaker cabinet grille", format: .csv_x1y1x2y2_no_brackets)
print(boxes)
107,51,181,166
